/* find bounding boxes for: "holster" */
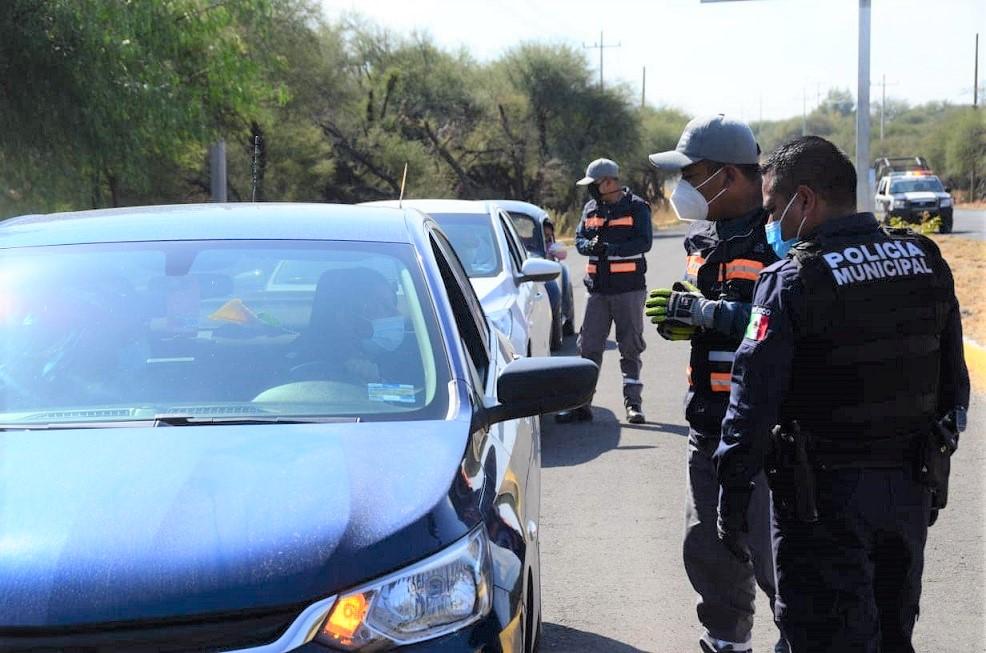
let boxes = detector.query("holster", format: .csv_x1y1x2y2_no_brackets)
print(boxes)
916,413,960,510
765,421,819,523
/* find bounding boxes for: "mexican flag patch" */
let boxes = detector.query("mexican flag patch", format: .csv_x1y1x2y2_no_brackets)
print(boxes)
745,306,771,341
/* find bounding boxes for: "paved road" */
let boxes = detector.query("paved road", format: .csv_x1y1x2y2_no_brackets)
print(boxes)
538,226,984,652
951,208,985,240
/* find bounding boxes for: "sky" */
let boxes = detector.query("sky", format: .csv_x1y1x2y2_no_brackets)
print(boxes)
319,0,984,122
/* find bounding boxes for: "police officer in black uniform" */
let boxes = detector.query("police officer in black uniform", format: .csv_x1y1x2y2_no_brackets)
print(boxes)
648,115,784,653
715,136,970,653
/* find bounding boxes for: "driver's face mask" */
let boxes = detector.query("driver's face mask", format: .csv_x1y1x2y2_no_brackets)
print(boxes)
669,167,728,222
362,316,405,354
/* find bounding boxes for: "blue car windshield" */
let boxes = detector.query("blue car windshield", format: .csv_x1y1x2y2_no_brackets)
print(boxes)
0,240,450,425
428,213,503,278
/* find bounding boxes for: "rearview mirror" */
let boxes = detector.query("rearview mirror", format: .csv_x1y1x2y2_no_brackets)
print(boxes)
518,258,561,283
484,357,598,425
944,187,952,194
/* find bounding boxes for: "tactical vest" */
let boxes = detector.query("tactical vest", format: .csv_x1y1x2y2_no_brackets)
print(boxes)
782,227,953,460
684,211,776,432
582,191,649,294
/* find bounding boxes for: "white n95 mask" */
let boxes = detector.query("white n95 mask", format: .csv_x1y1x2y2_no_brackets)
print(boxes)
669,168,728,222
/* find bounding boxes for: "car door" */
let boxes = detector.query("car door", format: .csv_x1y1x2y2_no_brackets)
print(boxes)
428,227,539,610
497,210,550,358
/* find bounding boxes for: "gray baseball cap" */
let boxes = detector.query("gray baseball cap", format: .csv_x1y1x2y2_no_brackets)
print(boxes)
576,158,620,186
648,114,760,171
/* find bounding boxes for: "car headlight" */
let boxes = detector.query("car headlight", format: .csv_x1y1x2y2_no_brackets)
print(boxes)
940,197,952,207
316,527,492,650
893,198,908,209
487,308,512,339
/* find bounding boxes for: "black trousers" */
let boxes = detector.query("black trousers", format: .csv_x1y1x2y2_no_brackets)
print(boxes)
773,467,931,653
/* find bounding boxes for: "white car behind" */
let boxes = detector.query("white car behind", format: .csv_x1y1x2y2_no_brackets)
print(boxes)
364,199,560,357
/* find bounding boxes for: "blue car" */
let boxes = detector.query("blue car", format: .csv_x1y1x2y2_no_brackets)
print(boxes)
0,204,597,652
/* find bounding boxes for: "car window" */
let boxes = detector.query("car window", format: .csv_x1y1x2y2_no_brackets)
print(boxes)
498,211,527,272
890,177,945,194
430,231,491,387
507,211,545,256
428,212,503,278
0,240,449,424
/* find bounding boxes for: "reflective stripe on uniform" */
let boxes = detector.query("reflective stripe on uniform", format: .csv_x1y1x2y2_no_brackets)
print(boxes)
722,258,765,282
710,372,731,392
585,217,606,229
608,254,643,261
609,262,637,273
607,215,634,227
587,263,597,274
708,350,735,363
623,378,643,385
686,254,705,277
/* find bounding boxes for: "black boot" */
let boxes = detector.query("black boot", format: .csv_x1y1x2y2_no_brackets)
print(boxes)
625,402,645,424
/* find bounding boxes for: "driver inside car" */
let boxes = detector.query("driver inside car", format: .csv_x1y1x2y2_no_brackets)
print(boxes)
288,268,406,385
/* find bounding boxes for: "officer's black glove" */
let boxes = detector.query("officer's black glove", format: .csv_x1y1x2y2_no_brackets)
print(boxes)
587,236,608,256
717,484,754,564
929,508,940,527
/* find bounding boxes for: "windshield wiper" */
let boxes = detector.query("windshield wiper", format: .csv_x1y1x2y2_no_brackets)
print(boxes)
151,414,360,427
0,415,359,430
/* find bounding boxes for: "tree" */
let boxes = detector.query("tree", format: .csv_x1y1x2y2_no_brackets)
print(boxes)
0,0,275,212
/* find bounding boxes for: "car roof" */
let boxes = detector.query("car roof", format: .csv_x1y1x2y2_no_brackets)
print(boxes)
0,203,419,248
363,199,493,216
487,200,549,221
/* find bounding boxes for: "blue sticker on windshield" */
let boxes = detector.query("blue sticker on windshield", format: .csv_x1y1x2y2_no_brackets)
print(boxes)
368,383,417,404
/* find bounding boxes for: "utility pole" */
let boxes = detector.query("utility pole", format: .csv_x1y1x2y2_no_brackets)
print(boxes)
972,33,979,201
802,87,808,136
583,31,620,89
872,74,898,144
856,0,873,213
641,66,646,108
209,140,227,202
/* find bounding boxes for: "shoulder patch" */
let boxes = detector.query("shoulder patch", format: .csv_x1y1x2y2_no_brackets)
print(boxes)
744,305,771,341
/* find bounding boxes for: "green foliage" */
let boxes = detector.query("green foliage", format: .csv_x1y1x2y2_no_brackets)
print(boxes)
888,214,942,235
1,4,983,220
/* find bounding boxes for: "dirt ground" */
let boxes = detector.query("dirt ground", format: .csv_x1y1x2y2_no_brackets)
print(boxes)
932,235,986,344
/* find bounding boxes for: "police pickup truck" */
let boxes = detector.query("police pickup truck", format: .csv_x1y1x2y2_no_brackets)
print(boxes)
874,157,954,234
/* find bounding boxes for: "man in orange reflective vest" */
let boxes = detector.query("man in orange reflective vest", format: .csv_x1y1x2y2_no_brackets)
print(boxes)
647,115,786,653
555,158,653,424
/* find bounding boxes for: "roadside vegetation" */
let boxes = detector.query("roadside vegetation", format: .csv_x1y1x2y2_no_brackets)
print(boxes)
1,0,983,223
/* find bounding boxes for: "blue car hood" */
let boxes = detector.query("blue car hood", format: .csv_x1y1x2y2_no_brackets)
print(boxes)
0,421,472,627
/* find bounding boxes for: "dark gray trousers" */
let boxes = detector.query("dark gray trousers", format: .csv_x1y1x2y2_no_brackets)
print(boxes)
684,432,778,648
577,289,646,405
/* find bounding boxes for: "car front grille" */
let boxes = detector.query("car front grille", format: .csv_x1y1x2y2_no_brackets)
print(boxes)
0,603,306,653
910,199,937,209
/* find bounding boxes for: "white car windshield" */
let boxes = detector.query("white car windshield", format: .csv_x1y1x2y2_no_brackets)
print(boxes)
890,178,945,194
0,240,449,425
429,213,503,278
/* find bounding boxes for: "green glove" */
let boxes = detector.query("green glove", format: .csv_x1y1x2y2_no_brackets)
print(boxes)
646,280,714,328
656,321,697,341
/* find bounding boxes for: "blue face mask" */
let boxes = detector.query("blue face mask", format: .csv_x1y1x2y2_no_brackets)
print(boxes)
765,193,807,258
361,316,405,354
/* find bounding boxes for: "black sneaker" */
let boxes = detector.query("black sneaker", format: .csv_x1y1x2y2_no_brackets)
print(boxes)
625,404,645,424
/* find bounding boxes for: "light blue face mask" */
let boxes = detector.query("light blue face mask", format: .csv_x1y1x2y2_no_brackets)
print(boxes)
361,316,406,354
765,193,807,258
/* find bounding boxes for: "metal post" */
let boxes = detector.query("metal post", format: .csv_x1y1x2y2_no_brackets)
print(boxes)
209,140,227,203
802,88,807,136
641,66,646,108
972,33,979,201
877,83,884,146
856,0,872,213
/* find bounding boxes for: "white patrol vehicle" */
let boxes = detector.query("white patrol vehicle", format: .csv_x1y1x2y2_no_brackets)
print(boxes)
874,157,954,234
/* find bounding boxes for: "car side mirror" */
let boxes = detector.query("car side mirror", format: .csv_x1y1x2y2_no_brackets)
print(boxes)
944,187,952,194
484,357,598,425
518,258,561,283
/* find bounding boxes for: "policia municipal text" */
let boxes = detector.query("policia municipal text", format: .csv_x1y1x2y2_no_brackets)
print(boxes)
715,136,970,653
